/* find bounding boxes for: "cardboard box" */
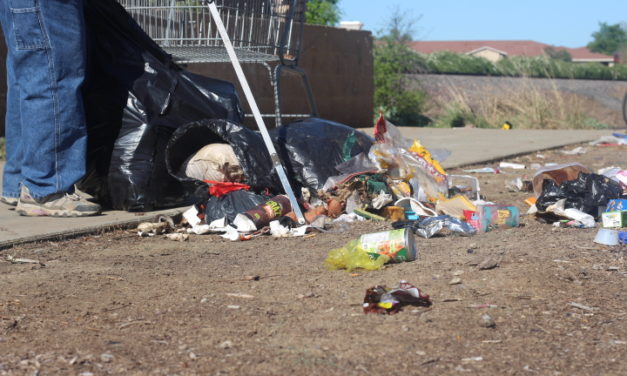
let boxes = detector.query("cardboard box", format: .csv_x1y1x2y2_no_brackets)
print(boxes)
602,211,627,228
606,199,627,212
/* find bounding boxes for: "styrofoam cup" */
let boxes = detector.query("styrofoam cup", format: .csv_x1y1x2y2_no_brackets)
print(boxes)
594,228,619,246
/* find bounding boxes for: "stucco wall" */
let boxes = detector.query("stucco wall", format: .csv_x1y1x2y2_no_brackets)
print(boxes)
0,24,373,136
471,49,504,62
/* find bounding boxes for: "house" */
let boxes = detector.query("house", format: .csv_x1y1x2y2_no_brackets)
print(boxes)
409,40,615,65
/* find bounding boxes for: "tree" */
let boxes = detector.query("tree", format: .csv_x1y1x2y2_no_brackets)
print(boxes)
378,10,418,43
305,0,341,26
544,46,572,62
374,9,429,125
587,22,627,55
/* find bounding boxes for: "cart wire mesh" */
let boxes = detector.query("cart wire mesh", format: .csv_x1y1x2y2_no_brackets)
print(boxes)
117,0,301,64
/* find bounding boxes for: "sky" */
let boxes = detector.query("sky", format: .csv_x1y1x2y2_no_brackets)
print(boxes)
339,0,627,48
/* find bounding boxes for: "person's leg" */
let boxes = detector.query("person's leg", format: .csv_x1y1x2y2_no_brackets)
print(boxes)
7,0,99,216
0,1,23,205
10,0,88,198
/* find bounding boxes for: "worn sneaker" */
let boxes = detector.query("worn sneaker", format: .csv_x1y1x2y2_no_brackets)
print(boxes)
16,186,101,217
0,196,18,207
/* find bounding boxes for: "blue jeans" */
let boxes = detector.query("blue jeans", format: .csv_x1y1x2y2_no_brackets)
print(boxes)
0,0,87,199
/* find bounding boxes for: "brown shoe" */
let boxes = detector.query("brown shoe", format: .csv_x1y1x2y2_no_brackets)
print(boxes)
16,186,101,217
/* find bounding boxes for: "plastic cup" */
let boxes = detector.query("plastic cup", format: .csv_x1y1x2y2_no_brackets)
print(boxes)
593,228,619,246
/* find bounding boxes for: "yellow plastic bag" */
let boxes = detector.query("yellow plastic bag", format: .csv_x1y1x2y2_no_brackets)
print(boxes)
324,240,390,272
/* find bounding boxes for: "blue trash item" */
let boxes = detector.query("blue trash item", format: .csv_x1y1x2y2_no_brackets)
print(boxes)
619,231,627,245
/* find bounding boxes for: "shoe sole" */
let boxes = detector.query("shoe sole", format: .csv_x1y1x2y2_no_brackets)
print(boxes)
16,202,100,217
0,198,18,207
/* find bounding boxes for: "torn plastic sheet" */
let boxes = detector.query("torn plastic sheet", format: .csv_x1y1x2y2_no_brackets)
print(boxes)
392,215,476,238
369,117,449,201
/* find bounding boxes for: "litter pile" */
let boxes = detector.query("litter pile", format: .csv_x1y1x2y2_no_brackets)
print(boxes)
86,1,625,317
154,115,522,245
137,125,627,272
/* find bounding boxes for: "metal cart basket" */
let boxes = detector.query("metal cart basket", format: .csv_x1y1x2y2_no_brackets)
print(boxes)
118,0,315,222
117,0,317,126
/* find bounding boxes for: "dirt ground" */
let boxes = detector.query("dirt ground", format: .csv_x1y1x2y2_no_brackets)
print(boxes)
1,143,626,376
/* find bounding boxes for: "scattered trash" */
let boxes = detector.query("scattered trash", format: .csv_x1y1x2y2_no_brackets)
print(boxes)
370,115,449,201
594,228,620,246
532,163,590,197
362,280,431,314
5,255,42,265
233,195,292,232
179,143,245,182
606,199,627,212
165,233,189,242
393,215,476,239
589,135,627,146
394,197,437,217
137,215,175,236
438,194,477,219
599,168,627,190
505,177,533,193
325,240,390,272
353,208,386,221
469,304,498,309
382,205,406,221
137,221,170,237
463,167,499,174
544,199,596,228
325,228,416,272
462,356,484,362
465,205,519,233
535,172,623,218
499,162,525,170
602,211,627,228
569,302,598,312
561,146,587,155
225,293,254,299
449,277,462,285
448,175,481,201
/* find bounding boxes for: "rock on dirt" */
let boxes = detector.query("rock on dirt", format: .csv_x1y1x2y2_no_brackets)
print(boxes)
480,314,496,328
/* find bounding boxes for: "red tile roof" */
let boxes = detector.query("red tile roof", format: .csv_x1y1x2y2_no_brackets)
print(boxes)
409,40,613,61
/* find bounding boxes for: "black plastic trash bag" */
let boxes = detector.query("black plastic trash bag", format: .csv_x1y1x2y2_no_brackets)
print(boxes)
80,0,242,211
205,190,272,224
273,118,374,190
166,117,374,194
536,172,623,216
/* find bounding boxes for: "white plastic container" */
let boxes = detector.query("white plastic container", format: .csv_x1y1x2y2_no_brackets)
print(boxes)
593,228,619,246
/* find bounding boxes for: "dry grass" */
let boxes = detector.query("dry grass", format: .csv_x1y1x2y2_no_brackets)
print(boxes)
423,72,620,129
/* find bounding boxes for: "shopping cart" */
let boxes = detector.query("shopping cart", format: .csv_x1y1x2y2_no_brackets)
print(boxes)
118,0,315,223
118,0,317,126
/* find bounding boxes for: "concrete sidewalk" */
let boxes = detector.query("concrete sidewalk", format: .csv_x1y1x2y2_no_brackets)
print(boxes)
0,128,615,248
